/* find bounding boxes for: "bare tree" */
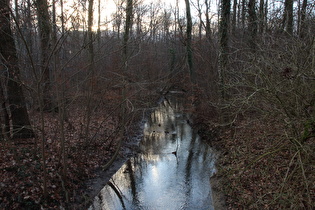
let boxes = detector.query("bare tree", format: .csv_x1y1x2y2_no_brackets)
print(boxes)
162,9,172,42
97,0,101,45
148,2,161,42
112,0,124,39
84,0,95,139
185,0,194,82
232,0,238,33
35,0,54,111
134,3,148,37
192,0,204,41
258,0,265,34
205,0,212,40
123,0,133,69
218,0,231,122
248,0,257,49
299,0,308,37
87,0,95,68
0,80,10,140
0,0,35,139
283,0,294,34
241,0,247,30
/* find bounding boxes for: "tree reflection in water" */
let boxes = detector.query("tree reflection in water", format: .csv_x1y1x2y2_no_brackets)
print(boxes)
89,95,217,210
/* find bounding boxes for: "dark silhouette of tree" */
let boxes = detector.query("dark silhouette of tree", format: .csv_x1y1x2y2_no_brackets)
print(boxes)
299,0,308,38
283,0,293,34
258,0,265,34
0,0,35,138
232,0,238,33
205,0,212,41
241,0,246,30
112,2,124,40
97,0,101,45
35,0,54,111
88,0,95,68
185,0,194,82
123,0,133,70
218,0,231,122
0,80,10,140
218,0,230,94
193,0,204,41
84,0,95,139
248,0,257,49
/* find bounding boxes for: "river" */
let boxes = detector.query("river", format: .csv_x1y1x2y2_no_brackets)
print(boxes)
89,94,217,210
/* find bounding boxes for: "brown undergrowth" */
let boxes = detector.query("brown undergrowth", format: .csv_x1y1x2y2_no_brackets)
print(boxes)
0,88,158,209
0,106,121,209
190,82,315,209
196,113,315,209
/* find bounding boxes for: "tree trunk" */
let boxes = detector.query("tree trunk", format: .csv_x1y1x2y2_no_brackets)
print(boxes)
0,0,35,139
14,0,21,50
264,0,268,32
25,0,33,55
232,0,237,34
84,0,95,140
241,0,246,30
218,0,231,122
299,0,308,38
248,0,257,49
97,0,101,46
259,0,265,34
196,0,203,41
52,0,57,46
283,0,294,35
185,0,194,82
88,0,95,67
60,0,65,35
123,0,133,70
0,81,10,140
35,0,53,111
205,0,211,41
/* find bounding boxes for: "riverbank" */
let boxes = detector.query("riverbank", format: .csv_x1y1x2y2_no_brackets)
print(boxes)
0,89,158,209
0,108,122,209
187,81,315,209
194,114,315,209
72,117,145,209
71,90,161,209
2,85,313,209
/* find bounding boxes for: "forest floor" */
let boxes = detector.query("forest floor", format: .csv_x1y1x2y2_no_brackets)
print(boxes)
0,89,154,209
1,86,314,209
0,110,141,209
195,114,315,209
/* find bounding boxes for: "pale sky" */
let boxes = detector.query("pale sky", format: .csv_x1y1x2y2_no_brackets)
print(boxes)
53,0,218,31
99,0,218,25
102,0,189,17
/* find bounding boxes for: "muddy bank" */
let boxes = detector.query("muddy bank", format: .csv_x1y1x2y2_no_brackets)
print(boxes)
192,121,227,210
196,118,315,209
210,175,227,210
71,121,144,209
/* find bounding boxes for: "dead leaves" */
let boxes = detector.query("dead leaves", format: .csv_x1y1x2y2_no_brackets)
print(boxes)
0,105,122,209
214,118,315,209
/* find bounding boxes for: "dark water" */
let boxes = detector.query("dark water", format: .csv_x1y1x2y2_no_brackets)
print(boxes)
89,95,216,210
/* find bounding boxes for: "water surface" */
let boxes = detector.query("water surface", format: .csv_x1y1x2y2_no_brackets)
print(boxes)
89,96,216,210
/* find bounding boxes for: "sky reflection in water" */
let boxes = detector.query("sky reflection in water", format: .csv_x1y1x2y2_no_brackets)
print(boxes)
89,96,216,210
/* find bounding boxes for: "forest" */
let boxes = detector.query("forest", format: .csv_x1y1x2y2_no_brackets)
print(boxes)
0,0,314,208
